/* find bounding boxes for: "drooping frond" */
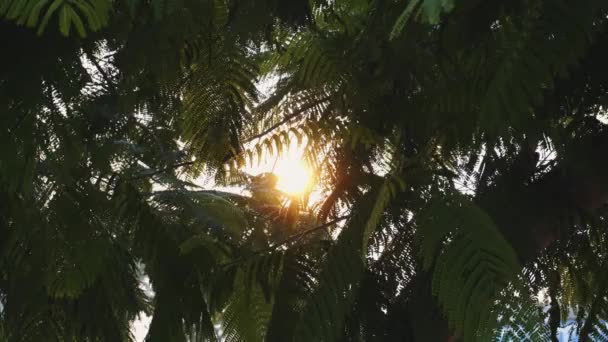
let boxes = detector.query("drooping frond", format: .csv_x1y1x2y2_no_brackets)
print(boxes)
476,0,606,136
151,190,249,238
180,40,260,175
0,0,111,36
266,249,318,341
416,194,521,341
390,0,455,39
217,271,274,342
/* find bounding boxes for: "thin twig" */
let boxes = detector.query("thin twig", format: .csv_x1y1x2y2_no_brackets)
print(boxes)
272,214,351,249
222,215,351,268
129,161,195,180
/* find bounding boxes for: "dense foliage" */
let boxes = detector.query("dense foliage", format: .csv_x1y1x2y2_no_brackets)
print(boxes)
1,0,608,341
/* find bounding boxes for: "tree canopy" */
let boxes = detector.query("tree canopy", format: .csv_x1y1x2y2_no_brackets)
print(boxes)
1,0,608,341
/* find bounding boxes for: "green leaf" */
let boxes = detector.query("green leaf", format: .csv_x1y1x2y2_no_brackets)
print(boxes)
417,194,521,340
67,5,86,37
26,0,50,27
37,0,63,34
58,4,70,36
389,0,421,40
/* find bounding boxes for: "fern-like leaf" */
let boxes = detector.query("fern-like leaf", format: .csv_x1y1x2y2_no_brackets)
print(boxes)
0,0,111,37
417,194,520,341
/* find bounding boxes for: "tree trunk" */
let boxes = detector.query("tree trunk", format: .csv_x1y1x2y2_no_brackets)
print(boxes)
482,131,608,261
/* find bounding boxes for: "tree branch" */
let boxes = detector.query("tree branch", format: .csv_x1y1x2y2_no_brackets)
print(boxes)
86,52,117,94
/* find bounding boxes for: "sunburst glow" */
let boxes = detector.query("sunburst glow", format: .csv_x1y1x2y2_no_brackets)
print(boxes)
243,139,315,196
274,156,313,195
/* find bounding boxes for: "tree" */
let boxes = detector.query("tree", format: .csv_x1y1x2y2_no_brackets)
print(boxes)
2,0,608,341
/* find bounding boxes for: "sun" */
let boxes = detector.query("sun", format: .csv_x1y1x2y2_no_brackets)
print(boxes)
274,157,313,195
242,139,315,196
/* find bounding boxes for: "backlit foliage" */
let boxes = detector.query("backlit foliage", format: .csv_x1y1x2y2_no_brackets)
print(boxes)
2,0,608,341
